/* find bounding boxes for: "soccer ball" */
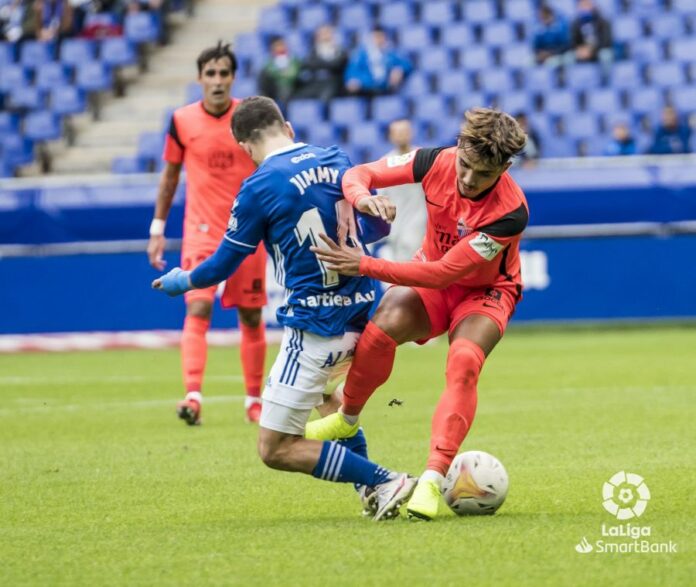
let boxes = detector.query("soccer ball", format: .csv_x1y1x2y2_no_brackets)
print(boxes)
442,451,509,515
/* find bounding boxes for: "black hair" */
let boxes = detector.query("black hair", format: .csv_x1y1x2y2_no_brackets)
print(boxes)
231,96,286,143
196,41,237,76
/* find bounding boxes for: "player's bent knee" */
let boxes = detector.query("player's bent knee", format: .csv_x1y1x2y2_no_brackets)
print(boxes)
238,307,262,328
446,342,484,385
257,433,296,470
186,299,213,319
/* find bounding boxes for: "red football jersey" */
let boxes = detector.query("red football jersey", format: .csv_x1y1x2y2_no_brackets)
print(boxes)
343,147,529,296
162,99,256,247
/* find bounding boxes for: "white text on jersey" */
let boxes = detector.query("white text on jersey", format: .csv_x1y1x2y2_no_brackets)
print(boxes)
289,166,340,195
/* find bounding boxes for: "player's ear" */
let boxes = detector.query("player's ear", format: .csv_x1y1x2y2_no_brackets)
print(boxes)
285,121,296,140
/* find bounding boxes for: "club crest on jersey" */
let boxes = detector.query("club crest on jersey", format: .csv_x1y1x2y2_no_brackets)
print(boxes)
386,150,416,168
457,217,472,237
227,214,238,232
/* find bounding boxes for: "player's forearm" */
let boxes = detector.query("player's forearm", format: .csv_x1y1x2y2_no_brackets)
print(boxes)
189,240,247,289
153,164,181,222
358,255,475,289
343,159,415,206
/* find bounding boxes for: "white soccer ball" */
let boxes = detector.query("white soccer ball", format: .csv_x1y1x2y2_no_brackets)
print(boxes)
442,451,509,515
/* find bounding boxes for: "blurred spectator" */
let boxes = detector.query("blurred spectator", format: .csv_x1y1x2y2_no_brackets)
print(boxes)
603,122,637,156
513,113,541,165
533,4,570,66
0,0,29,42
344,27,412,97
570,0,612,64
258,35,301,107
294,25,347,102
34,0,74,42
649,106,691,155
377,120,426,262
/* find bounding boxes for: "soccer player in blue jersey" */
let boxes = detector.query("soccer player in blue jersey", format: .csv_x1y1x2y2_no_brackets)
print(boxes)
152,96,416,520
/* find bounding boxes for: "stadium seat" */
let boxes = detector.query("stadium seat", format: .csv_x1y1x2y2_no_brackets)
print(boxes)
60,39,97,67
610,61,641,89
544,90,577,115
417,47,452,73
401,71,430,98
437,72,471,98
349,122,382,148
112,156,148,174
541,135,576,158
421,1,456,26
670,38,696,63
650,13,683,38
100,38,137,68
50,86,87,116
500,44,534,68
137,131,165,161
0,112,19,134
372,95,408,123
233,32,265,63
287,99,326,126
257,6,291,36
0,132,34,166
566,63,602,90
124,12,161,44
19,41,55,69
629,38,663,63
523,66,557,92
329,98,368,126
482,21,516,47
499,93,532,115
649,63,685,88
441,23,473,50
35,63,70,91
505,0,535,22
8,86,43,110
462,0,497,23
564,112,600,139
24,111,62,142
672,0,696,14
478,69,514,94
456,91,487,112
671,86,696,114
413,95,449,123
613,15,643,43
0,64,28,93
336,4,372,32
0,42,15,65
460,46,493,71
304,122,337,147
76,62,112,93
629,86,664,116
296,4,331,32
232,78,257,98
185,83,203,104
397,25,432,53
585,88,620,115
378,2,415,29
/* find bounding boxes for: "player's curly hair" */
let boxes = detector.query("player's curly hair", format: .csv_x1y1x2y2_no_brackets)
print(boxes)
232,96,286,143
196,41,238,75
458,108,527,167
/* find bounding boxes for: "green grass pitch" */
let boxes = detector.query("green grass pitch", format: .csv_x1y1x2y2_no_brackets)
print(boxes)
1,325,694,586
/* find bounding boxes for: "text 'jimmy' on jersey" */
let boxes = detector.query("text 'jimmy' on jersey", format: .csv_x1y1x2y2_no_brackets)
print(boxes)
224,143,376,337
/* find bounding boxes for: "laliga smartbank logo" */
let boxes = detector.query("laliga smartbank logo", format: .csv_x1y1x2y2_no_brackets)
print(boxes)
574,471,677,555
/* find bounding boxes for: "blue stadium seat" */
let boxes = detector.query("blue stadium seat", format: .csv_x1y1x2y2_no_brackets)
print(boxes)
671,86,696,114
523,66,557,91
20,41,55,69
566,63,602,90
629,38,662,63
460,46,493,71
499,93,532,115
505,0,535,22
50,86,87,115
441,23,473,49
33,62,69,91
61,38,97,67
483,21,516,47
613,15,643,43
413,95,448,123
8,86,43,110
586,88,620,114
610,61,641,89
544,90,577,115
594,0,618,15
112,156,148,174
429,117,462,145
649,63,685,88
401,71,430,98
329,98,368,126
462,0,497,23
500,44,534,68
629,86,664,116
417,47,452,73
542,135,576,158
285,30,310,58
336,4,372,32
0,64,28,92
398,25,432,52
421,1,456,26
378,2,415,29
580,136,610,157
456,91,487,112
0,132,34,166
349,122,382,148
305,122,337,147
650,13,683,38
233,32,265,62
124,12,161,44
100,37,137,68
672,0,696,14
0,112,19,133
437,72,471,98
564,112,600,139
478,69,514,94
232,78,256,98
296,4,330,32
372,95,408,123
257,6,290,36
137,131,165,160
185,83,203,103
76,62,112,92
24,111,62,142
670,38,696,63
0,42,15,65
287,99,325,126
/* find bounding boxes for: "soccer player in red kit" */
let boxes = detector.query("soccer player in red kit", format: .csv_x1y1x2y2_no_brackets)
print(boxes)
306,108,528,520
147,43,267,425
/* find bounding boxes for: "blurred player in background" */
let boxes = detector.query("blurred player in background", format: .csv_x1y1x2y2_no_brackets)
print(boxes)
147,43,267,426
153,96,416,520
307,108,528,521
378,119,426,262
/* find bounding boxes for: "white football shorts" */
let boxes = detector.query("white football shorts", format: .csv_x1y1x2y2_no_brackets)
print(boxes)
259,326,360,435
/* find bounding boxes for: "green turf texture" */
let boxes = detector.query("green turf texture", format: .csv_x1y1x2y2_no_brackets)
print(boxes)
1,325,694,586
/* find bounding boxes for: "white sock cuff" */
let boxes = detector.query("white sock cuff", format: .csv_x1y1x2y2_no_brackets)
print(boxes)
185,391,202,404
421,469,445,487
338,408,359,425
245,396,262,408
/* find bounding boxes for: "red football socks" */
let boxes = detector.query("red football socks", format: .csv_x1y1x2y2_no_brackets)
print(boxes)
239,322,266,398
181,315,210,393
427,338,485,475
342,321,398,416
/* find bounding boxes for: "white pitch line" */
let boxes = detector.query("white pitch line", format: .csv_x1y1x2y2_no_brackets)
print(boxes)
0,374,244,386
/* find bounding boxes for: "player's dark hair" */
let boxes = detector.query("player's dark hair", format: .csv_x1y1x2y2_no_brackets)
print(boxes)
196,42,237,76
458,108,527,167
232,96,287,143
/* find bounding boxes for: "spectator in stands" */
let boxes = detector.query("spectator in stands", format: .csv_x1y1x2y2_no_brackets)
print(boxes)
513,113,541,165
604,122,637,156
294,25,347,102
649,106,691,155
377,119,426,262
570,0,612,64
0,0,29,42
344,26,412,97
533,4,570,66
34,0,74,42
258,35,301,108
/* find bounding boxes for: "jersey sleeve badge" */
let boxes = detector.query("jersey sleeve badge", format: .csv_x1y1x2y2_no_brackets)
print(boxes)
468,233,505,260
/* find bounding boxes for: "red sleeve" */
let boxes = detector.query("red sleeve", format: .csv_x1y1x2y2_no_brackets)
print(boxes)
358,232,515,288
162,115,184,164
342,150,418,206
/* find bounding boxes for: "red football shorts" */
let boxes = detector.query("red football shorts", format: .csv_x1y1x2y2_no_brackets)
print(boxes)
412,284,518,343
181,240,267,309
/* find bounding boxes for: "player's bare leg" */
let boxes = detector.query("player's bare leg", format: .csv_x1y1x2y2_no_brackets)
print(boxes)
409,314,502,521
238,306,266,423
177,299,213,425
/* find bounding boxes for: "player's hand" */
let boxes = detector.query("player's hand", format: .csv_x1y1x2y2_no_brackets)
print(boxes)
310,234,364,276
152,267,192,297
147,235,167,270
356,195,396,224
335,198,358,246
